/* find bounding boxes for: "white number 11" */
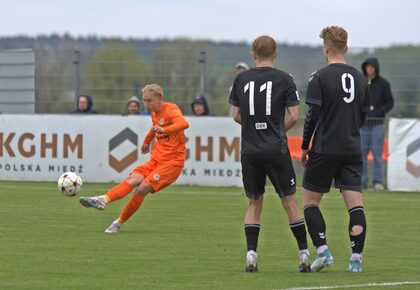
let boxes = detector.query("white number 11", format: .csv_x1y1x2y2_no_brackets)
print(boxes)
244,81,272,115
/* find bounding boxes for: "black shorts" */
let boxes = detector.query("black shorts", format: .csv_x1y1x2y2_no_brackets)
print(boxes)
241,153,296,199
302,152,362,193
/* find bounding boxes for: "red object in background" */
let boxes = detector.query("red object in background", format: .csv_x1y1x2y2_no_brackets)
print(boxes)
287,137,388,161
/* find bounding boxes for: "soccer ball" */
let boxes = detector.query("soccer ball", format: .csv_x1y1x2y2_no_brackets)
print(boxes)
58,172,83,197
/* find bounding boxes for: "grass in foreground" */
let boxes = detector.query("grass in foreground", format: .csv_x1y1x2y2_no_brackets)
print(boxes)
0,181,419,290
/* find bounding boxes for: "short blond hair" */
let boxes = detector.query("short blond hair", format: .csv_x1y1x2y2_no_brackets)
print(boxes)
141,84,164,97
252,35,277,60
320,26,348,52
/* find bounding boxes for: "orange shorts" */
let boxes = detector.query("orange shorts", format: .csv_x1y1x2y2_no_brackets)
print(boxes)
131,159,183,193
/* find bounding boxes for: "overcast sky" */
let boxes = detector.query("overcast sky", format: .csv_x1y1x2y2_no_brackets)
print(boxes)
1,0,419,47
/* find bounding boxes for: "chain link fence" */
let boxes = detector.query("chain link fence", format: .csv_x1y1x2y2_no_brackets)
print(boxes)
1,43,417,186
1,44,419,117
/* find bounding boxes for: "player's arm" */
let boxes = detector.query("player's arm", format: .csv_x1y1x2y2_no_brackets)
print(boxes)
229,78,241,124
284,74,300,131
153,106,189,134
232,105,241,124
301,103,320,147
284,105,299,131
142,130,155,154
301,73,322,167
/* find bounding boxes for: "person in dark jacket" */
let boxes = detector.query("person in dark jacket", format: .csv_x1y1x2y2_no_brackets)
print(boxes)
361,58,394,190
71,94,97,114
191,95,212,116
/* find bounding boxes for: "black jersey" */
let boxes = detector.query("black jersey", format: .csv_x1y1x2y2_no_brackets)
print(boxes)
229,67,300,154
306,63,369,155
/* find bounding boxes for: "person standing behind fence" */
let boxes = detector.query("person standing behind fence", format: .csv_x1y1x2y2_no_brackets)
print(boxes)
71,94,97,114
191,95,213,116
124,96,150,115
228,62,249,116
361,58,394,190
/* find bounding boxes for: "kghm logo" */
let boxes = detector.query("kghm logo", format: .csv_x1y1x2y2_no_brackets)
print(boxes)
109,128,138,173
406,137,420,178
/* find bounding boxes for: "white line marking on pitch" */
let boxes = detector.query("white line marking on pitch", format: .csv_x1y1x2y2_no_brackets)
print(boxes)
278,281,420,290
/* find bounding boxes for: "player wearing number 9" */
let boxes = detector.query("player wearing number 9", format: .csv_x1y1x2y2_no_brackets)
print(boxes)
300,26,370,273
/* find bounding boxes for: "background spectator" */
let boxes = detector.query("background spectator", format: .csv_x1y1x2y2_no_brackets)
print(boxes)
361,58,394,190
234,62,249,75
228,62,249,116
191,95,212,116
126,96,141,115
71,94,97,114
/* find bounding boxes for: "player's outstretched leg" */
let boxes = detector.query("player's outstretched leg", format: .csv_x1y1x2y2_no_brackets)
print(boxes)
244,196,263,272
343,190,366,273
280,195,310,272
79,174,145,210
105,183,152,234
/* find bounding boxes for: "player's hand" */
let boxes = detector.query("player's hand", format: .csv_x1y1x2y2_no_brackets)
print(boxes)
300,149,310,167
151,126,164,133
141,144,150,154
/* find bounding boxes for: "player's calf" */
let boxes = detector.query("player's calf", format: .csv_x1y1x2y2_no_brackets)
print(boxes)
348,206,366,272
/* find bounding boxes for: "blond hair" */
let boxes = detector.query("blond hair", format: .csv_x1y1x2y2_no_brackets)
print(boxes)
320,26,348,52
141,84,164,97
252,35,277,60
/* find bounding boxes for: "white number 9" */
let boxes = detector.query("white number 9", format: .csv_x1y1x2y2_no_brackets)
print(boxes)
341,73,355,103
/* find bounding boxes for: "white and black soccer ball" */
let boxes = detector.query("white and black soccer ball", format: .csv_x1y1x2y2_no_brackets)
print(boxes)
58,172,83,197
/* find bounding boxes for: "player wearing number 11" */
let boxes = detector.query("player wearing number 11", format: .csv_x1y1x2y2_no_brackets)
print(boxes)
300,26,369,273
230,35,310,273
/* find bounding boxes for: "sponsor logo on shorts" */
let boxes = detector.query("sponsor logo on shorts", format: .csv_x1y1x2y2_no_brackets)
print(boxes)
255,123,267,130
108,128,138,173
290,178,295,186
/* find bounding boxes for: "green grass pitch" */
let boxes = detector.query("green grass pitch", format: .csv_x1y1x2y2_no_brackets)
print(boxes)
1,181,419,290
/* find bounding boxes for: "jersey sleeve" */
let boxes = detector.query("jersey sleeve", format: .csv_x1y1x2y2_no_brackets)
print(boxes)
305,73,323,106
143,130,155,145
229,78,240,107
162,104,189,134
285,74,300,107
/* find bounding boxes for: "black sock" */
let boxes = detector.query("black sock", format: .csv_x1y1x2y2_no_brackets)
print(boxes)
348,206,367,254
304,204,327,248
289,219,308,250
244,224,260,252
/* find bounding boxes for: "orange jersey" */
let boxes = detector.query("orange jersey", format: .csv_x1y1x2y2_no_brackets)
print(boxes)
143,102,189,166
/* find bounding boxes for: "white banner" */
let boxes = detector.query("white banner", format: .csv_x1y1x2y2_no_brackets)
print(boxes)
388,118,420,191
0,115,242,186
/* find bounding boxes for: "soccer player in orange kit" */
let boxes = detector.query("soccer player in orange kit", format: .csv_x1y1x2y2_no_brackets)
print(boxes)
79,84,189,233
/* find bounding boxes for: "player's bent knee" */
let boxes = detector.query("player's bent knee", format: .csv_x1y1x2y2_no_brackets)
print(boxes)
126,174,144,187
350,225,363,236
135,183,153,197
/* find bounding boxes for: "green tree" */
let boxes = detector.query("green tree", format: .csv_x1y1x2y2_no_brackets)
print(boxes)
153,39,207,113
83,42,151,114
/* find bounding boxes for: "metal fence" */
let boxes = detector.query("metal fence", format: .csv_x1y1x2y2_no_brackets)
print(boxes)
0,45,419,117
0,45,399,186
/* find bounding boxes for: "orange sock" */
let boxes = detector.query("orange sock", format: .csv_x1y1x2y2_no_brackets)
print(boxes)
104,181,134,202
118,194,145,223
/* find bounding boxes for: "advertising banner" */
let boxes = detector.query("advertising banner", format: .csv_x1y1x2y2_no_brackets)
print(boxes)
0,115,242,186
388,118,420,191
